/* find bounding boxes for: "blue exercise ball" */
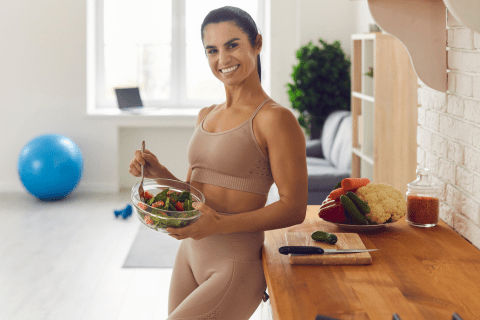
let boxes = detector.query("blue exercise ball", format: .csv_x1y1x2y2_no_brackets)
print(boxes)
18,134,83,201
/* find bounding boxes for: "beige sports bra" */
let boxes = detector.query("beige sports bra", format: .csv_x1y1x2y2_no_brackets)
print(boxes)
187,98,274,195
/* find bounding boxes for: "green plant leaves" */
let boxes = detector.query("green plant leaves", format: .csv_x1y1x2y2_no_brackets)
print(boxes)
286,38,351,137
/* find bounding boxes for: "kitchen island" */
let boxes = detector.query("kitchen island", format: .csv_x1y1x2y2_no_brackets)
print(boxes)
261,205,480,320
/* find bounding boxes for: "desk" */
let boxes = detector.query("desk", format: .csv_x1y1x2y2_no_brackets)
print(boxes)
262,206,480,320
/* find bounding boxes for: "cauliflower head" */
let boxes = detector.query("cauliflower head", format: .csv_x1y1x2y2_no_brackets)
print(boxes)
355,183,406,224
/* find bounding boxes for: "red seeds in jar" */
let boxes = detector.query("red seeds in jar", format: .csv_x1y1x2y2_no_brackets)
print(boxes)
406,195,439,225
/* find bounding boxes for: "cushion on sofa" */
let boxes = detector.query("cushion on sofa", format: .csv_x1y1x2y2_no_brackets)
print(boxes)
307,112,352,205
329,115,352,171
307,157,351,190
321,110,350,164
306,139,324,158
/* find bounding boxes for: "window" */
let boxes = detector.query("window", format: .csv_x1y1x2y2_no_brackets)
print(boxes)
88,0,268,112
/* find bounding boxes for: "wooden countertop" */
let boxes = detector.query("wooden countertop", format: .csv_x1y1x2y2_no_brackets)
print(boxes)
262,205,480,320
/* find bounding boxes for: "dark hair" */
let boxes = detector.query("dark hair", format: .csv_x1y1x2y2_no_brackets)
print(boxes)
201,6,261,82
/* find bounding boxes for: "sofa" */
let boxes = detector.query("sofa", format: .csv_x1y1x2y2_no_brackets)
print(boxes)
305,110,352,204
266,110,352,206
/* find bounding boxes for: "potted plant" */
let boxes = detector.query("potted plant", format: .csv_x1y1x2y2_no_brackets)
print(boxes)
287,39,351,139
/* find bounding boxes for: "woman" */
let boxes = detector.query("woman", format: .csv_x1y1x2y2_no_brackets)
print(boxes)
129,6,308,320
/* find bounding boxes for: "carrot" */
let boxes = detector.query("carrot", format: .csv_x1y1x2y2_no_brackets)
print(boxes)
341,178,370,191
328,187,346,201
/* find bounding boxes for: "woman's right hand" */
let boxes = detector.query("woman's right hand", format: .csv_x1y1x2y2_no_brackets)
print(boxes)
128,149,163,179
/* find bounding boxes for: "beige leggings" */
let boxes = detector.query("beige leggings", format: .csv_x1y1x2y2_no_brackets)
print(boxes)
167,213,266,320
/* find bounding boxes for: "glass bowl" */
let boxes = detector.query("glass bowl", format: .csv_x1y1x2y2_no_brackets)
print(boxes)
131,178,205,233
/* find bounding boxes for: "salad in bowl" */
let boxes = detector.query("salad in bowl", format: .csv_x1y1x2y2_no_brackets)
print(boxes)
131,178,205,232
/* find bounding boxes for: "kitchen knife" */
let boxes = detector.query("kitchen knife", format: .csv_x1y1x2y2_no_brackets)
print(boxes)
279,245,380,255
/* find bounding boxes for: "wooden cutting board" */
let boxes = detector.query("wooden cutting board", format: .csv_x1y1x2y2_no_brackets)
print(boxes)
284,232,373,265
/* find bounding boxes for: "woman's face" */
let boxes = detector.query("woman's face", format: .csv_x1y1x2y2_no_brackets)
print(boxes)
202,21,261,86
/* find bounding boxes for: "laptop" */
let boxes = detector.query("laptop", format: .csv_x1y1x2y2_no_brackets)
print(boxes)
115,87,144,112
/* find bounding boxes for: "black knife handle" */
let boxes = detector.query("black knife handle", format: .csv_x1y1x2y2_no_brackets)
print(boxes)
316,315,340,320
452,313,463,320
278,246,324,255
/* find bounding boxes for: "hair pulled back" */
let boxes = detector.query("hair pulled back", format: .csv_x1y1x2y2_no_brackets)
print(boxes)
201,6,261,82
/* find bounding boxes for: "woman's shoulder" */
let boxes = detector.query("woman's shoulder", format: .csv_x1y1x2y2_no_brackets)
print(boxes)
258,100,298,123
195,104,218,127
261,99,288,111
200,104,217,118
256,99,303,136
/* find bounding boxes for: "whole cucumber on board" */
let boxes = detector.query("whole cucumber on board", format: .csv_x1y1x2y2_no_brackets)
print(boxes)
346,191,371,214
340,195,370,225
311,231,338,244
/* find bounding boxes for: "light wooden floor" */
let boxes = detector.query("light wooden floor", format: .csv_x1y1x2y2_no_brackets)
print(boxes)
0,191,262,320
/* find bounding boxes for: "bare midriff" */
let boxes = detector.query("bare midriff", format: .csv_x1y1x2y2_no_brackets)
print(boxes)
190,181,268,214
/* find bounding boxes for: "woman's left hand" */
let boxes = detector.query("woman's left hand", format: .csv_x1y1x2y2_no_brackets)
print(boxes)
166,202,223,240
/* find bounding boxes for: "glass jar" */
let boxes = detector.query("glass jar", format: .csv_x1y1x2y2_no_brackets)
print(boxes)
405,167,440,227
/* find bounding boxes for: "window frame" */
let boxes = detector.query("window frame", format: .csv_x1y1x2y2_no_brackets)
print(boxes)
87,0,269,113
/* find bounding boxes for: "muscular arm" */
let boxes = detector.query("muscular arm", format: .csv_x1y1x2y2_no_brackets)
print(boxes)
221,105,308,233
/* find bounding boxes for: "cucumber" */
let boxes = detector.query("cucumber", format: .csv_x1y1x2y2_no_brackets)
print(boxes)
185,199,195,211
333,180,343,190
340,195,369,225
346,191,370,214
147,197,156,206
177,191,190,201
153,193,167,204
311,231,338,244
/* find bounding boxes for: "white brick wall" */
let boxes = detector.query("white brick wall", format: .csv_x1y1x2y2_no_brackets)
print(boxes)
417,10,480,249
473,76,480,99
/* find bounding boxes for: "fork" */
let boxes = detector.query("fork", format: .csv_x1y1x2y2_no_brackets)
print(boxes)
138,141,146,203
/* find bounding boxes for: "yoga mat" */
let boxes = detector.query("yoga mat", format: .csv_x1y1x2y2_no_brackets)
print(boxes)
123,225,181,268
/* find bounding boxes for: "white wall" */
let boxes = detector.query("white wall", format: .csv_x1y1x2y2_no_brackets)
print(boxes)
271,0,374,116
0,0,375,194
417,11,480,249
1,0,117,192
298,0,355,56
353,0,376,35
269,0,299,112
118,127,195,190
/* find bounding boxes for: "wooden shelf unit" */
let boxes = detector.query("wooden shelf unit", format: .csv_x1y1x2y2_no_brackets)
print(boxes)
350,32,418,195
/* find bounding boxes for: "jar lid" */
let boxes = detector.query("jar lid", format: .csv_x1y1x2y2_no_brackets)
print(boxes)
407,167,438,192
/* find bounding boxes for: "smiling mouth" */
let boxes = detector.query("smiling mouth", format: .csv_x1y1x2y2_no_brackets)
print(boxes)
220,65,239,74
